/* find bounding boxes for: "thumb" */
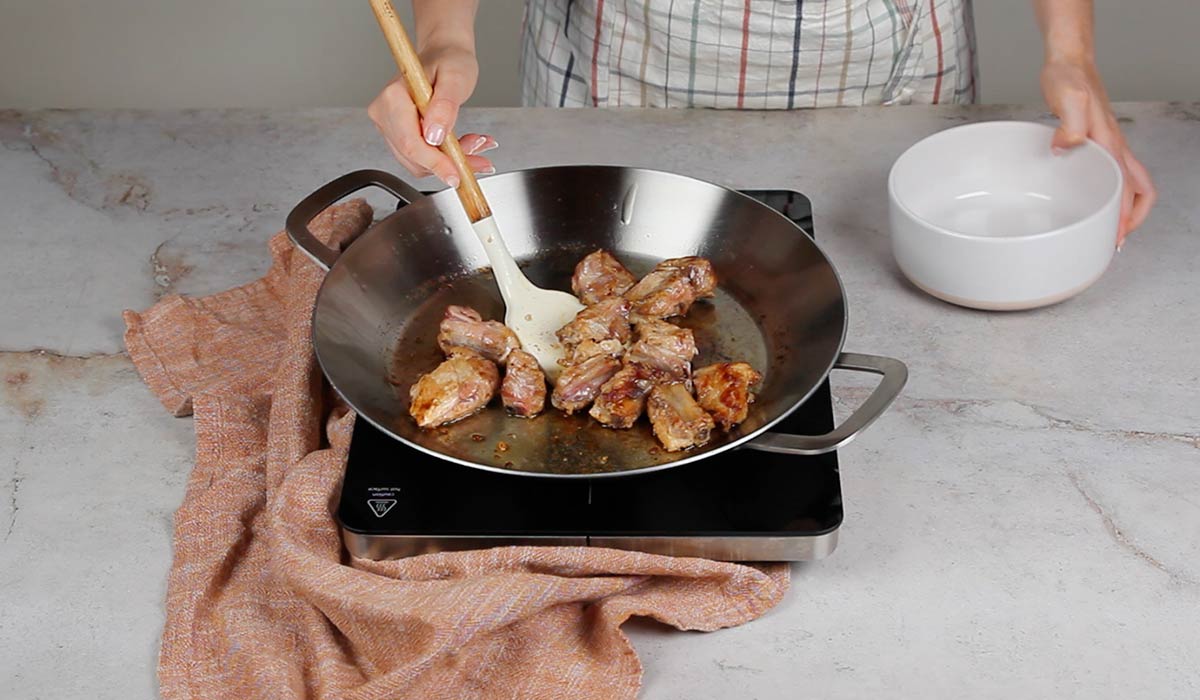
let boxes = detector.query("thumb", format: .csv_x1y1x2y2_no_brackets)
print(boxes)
1050,85,1091,153
421,66,474,147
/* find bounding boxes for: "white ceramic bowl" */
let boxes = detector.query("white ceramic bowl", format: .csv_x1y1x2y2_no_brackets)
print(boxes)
888,121,1123,310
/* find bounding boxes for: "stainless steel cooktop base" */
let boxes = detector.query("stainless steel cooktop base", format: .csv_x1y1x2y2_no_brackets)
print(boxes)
343,529,839,562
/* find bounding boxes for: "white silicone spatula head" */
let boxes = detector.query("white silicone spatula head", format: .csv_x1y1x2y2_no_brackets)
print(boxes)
472,217,583,381
369,0,583,380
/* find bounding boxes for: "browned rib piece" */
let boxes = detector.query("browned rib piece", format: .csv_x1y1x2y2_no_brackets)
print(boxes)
556,297,632,348
646,383,716,452
624,256,717,320
501,349,547,418
626,319,697,385
589,365,655,429
550,354,621,414
693,362,763,430
436,305,520,364
572,249,637,305
409,348,499,428
563,338,625,366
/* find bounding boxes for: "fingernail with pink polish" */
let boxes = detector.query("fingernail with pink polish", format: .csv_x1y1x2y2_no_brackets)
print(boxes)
425,124,446,146
466,135,488,154
1051,146,1066,156
444,174,460,188
478,166,496,175
479,139,499,154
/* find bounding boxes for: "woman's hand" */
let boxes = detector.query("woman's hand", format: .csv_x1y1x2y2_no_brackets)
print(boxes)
1041,59,1156,249
368,39,496,187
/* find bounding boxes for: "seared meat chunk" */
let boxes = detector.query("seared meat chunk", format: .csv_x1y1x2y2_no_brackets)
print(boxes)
646,383,716,452
437,305,520,364
623,270,693,321
501,349,547,418
572,249,637,305
626,319,697,384
657,256,717,297
693,362,763,430
550,354,621,414
589,365,654,429
556,297,632,348
624,256,717,320
409,348,499,428
564,338,625,366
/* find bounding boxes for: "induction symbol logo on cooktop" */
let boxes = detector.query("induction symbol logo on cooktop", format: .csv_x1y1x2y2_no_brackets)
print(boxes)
367,499,397,518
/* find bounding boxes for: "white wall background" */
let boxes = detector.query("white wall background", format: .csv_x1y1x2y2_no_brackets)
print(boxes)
1,0,1197,109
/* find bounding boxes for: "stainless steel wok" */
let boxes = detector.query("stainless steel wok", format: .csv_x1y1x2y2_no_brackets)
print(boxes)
286,166,906,478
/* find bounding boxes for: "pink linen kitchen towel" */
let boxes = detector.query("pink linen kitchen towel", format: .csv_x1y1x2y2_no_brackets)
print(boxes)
123,200,788,699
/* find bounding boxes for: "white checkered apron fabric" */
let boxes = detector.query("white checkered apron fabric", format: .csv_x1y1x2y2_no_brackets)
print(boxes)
519,0,978,108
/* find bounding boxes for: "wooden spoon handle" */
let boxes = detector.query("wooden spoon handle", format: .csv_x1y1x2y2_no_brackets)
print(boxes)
368,0,492,222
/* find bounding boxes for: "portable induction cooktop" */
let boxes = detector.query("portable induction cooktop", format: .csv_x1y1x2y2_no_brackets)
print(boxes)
338,189,843,561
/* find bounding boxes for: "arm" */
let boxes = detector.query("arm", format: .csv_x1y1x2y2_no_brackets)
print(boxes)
1034,0,1155,246
368,1,495,186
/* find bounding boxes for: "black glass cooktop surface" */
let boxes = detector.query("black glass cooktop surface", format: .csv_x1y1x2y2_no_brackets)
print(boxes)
337,189,843,560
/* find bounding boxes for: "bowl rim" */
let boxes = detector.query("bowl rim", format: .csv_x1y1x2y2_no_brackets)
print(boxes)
887,120,1124,243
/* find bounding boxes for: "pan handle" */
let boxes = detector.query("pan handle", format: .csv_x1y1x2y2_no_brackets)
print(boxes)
285,169,424,270
746,352,908,456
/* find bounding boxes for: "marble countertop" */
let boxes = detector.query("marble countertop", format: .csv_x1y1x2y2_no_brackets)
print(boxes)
1,104,1198,699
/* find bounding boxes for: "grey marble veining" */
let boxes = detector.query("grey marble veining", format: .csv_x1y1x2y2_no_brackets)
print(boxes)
0,104,1197,699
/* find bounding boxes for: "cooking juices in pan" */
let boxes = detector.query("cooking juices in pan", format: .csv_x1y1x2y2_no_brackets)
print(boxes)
386,249,769,475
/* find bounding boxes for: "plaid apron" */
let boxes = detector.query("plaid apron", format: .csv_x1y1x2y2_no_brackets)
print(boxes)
519,0,977,108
